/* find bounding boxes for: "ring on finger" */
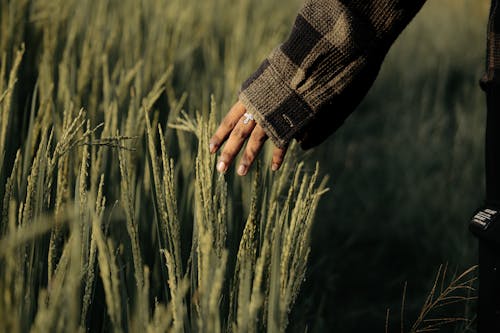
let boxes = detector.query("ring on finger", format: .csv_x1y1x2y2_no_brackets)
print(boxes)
242,112,255,125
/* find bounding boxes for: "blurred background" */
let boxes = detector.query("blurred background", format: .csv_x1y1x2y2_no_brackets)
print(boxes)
0,0,490,331
174,0,489,330
292,0,488,331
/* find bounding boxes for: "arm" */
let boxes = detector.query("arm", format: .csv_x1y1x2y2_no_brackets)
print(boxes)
210,0,426,175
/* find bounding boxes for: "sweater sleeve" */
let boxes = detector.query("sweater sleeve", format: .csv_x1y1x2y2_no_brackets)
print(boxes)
239,0,426,149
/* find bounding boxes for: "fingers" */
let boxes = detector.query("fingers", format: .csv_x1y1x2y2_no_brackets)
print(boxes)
237,125,268,176
272,146,287,171
210,101,288,175
209,101,246,154
216,114,256,173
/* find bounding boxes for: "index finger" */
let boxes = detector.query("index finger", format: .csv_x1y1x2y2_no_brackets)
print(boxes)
209,101,247,153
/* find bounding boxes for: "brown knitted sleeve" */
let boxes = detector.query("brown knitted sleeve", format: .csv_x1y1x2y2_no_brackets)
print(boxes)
239,0,426,149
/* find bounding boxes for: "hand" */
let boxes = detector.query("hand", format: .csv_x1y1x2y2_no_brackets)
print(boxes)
209,101,287,176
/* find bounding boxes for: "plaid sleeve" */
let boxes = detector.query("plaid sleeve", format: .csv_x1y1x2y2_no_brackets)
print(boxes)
239,0,426,149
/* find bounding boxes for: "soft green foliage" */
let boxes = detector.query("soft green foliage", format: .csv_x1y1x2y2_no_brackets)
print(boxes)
0,0,487,332
300,0,487,331
0,0,328,332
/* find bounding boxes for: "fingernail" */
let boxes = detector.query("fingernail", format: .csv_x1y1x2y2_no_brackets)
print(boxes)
272,163,279,171
217,161,227,173
237,164,247,176
209,143,216,153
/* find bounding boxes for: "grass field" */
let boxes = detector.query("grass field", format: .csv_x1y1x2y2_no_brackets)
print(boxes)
300,0,488,331
0,0,489,332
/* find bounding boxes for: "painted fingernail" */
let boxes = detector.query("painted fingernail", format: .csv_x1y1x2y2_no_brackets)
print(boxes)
217,161,227,173
272,163,279,171
237,164,247,176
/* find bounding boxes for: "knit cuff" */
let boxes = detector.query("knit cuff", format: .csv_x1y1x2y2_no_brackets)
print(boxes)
239,60,314,149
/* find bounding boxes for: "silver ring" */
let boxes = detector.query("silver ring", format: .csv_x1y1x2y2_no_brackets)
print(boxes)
242,112,255,125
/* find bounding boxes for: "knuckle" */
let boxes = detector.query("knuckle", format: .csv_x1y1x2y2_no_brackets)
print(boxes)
246,144,260,158
253,128,267,143
242,151,255,164
240,155,250,167
220,151,233,162
232,102,245,114
256,133,267,143
231,127,247,140
222,117,236,129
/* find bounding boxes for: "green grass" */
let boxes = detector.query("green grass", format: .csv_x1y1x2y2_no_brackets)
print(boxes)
0,0,487,332
296,0,487,331
0,0,326,331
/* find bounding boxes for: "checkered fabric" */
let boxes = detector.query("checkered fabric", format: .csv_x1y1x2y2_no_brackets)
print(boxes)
239,0,426,149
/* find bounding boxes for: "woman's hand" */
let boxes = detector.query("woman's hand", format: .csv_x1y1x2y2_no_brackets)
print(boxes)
209,101,287,176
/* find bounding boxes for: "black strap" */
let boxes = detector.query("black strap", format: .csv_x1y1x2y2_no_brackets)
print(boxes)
476,2,500,331
484,81,500,205
469,2,500,240
482,0,500,204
